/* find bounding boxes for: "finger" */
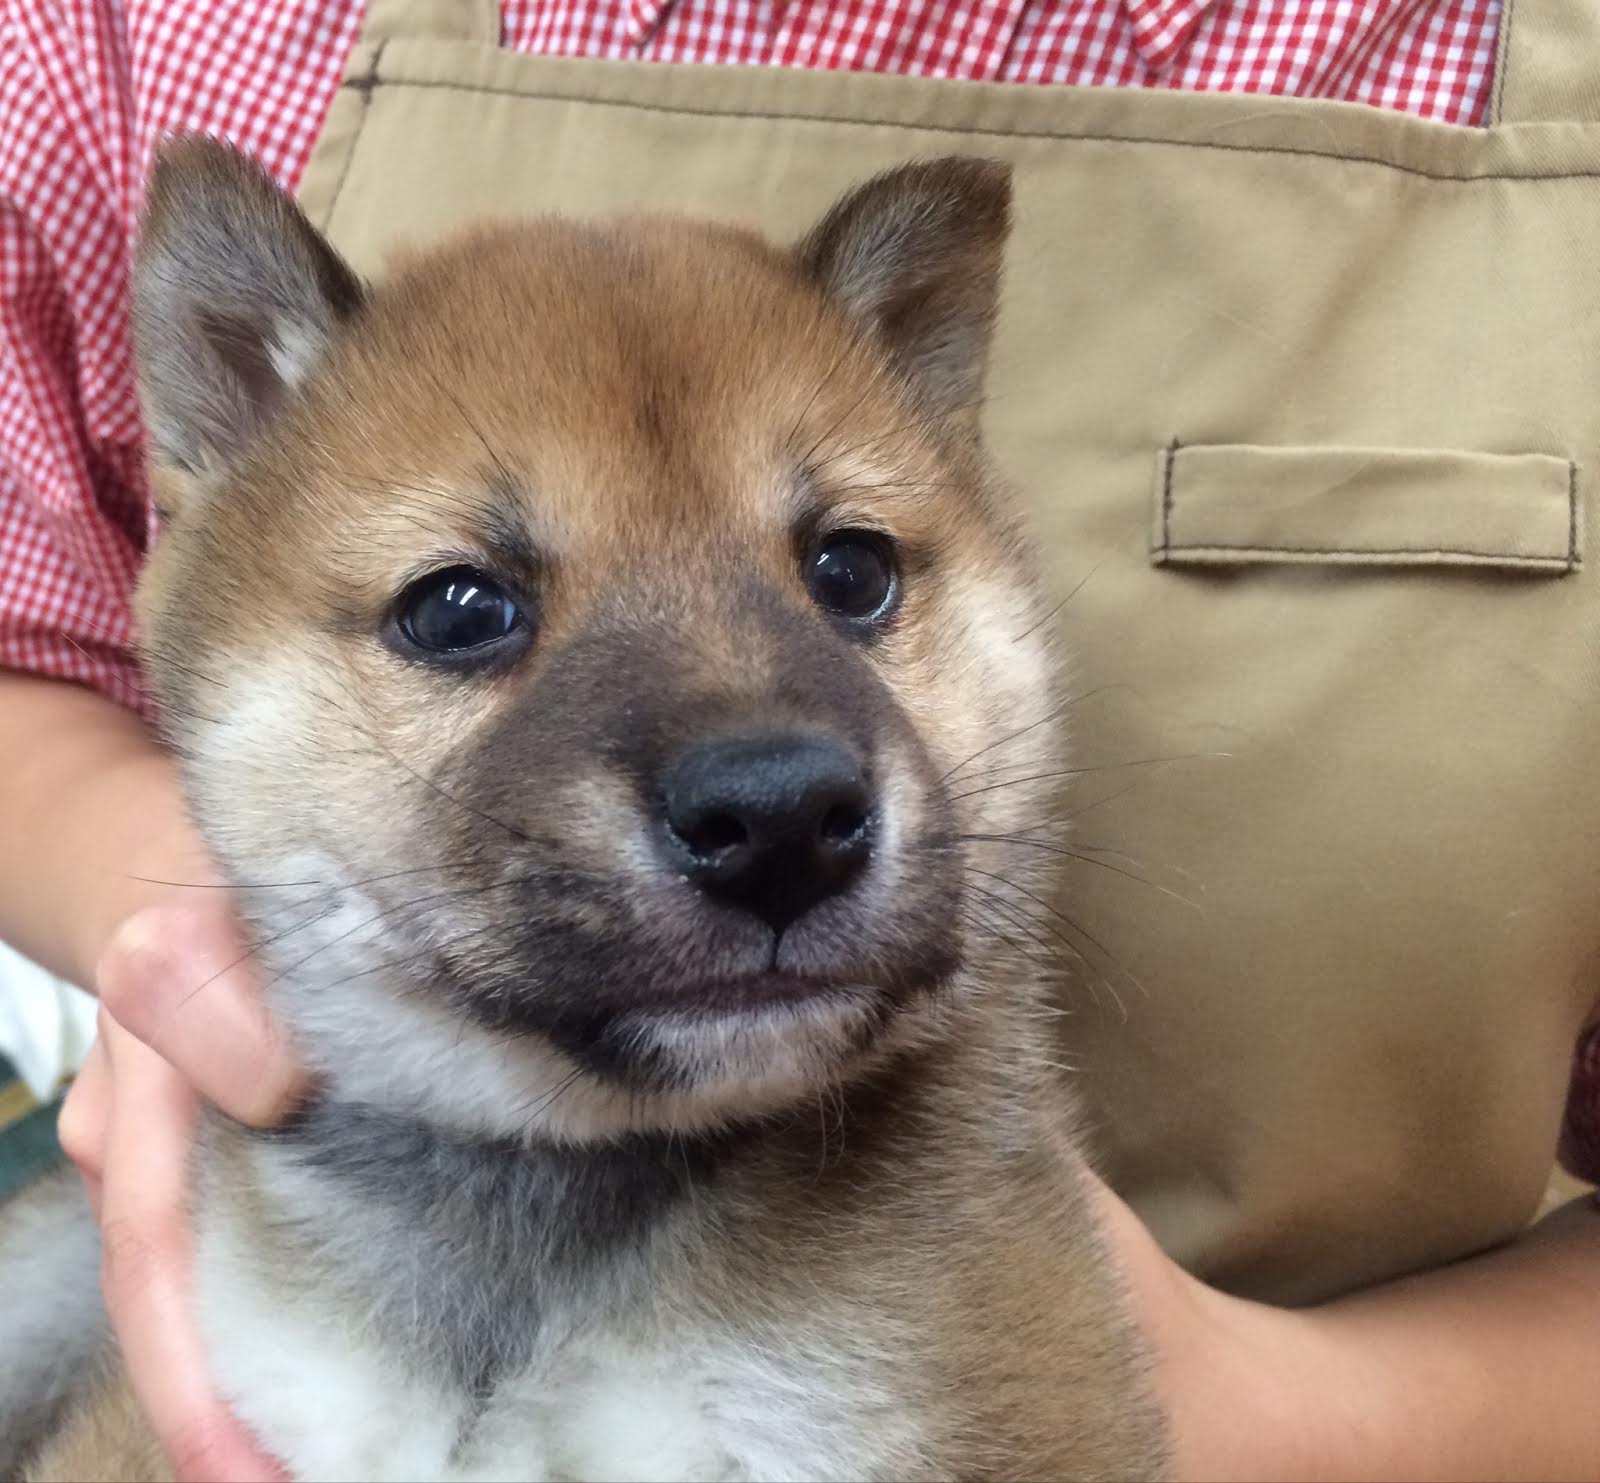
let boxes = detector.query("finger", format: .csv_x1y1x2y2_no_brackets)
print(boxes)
97,1016,288,1483
57,1032,112,1191
98,901,309,1127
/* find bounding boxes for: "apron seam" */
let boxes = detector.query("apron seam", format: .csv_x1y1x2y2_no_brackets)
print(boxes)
1569,457,1579,567
325,40,390,232
1161,439,1179,556
1493,0,1516,127
343,72,1600,185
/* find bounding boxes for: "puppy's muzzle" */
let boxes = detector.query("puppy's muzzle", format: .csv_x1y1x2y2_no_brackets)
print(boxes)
660,731,875,933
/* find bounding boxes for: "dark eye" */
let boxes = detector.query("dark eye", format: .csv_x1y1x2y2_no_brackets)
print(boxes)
396,566,523,655
804,530,897,622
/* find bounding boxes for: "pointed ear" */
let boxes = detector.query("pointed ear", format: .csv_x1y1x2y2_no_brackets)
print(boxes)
795,156,1012,424
133,134,364,481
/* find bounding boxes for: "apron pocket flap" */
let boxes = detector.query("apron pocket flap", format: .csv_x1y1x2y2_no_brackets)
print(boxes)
1152,444,1580,573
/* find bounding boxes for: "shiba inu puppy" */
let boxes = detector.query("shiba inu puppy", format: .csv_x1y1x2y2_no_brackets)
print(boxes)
1,140,1166,1481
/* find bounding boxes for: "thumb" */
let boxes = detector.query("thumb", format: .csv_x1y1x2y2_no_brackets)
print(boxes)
97,900,308,1127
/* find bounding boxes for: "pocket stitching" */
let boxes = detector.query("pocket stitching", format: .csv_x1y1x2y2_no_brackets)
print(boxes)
1154,445,1580,573
1159,542,1572,566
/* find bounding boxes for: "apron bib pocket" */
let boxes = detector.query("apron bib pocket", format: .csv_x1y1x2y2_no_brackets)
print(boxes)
1153,443,1580,573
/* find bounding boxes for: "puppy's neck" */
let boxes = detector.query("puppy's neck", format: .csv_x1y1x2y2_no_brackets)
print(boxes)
252,1031,977,1254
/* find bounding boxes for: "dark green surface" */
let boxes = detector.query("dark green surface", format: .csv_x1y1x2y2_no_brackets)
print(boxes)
0,1052,65,1203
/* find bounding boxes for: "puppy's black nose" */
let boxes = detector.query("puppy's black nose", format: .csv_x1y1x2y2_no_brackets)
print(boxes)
662,733,874,932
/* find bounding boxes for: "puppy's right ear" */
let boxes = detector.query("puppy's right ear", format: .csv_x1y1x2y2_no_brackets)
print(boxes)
133,135,364,483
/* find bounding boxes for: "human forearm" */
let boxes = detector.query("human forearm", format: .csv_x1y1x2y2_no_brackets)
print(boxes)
1303,1196,1600,1481
0,669,205,988
1130,1192,1600,1481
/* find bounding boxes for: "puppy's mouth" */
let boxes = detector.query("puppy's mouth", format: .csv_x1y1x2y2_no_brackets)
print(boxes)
436,932,958,1096
551,968,946,1089
475,964,933,1046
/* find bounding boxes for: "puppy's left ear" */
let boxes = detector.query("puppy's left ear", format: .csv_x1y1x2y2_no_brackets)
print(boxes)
133,134,365,486
796,156,1012,426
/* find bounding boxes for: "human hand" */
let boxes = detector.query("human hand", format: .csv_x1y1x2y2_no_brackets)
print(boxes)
58,895,308,1483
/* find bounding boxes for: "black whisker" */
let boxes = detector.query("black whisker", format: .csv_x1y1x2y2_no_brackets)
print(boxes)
961,834,1200,908
949,751,1230,805
1011,561,1101,644
964,877,1091,973
796,374,884,471
785,338,855,453
144,648,230,692
955,901,1055,971
442,385,522,496
171,873,536,1012
1061,776,1155,820
938,708,1061,786
323,693,536,847
967,865,1144,1007
123,873,324,891
249,874,550,1004
515,1067,587,1128
825,395,988,466
119,861,475,894
936,685,1141,787
292,908,530,999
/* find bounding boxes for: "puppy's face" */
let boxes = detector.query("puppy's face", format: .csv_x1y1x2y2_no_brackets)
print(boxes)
134,143,1056,1141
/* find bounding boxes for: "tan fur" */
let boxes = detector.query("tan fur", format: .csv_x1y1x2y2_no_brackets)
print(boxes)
27,1372,167,1483
27,144,1167,1481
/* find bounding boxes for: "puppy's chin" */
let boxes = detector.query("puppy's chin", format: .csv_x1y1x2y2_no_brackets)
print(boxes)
473,977,955,1142
559,977,932,1094
282,941,954,1147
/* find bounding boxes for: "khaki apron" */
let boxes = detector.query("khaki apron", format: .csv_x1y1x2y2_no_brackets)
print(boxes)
293,0,1600,1305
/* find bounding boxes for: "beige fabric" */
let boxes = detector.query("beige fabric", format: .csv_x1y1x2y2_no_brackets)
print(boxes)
1492,0,1600,124
353,0,497,46
1154,445,1579,572
295,0,1600,1304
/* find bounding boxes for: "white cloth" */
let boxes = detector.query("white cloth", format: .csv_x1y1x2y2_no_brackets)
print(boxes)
0,942,96,1099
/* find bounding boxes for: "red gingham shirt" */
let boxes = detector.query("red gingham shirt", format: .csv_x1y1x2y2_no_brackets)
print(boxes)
4,0,1597,1187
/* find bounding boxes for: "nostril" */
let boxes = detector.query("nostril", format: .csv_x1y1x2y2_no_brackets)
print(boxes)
660,733,876,929
820,800,869,847
677,808,748,858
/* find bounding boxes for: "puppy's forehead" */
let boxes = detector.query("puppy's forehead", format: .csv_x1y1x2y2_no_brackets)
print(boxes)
322,219,892,535
379,225,870,435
